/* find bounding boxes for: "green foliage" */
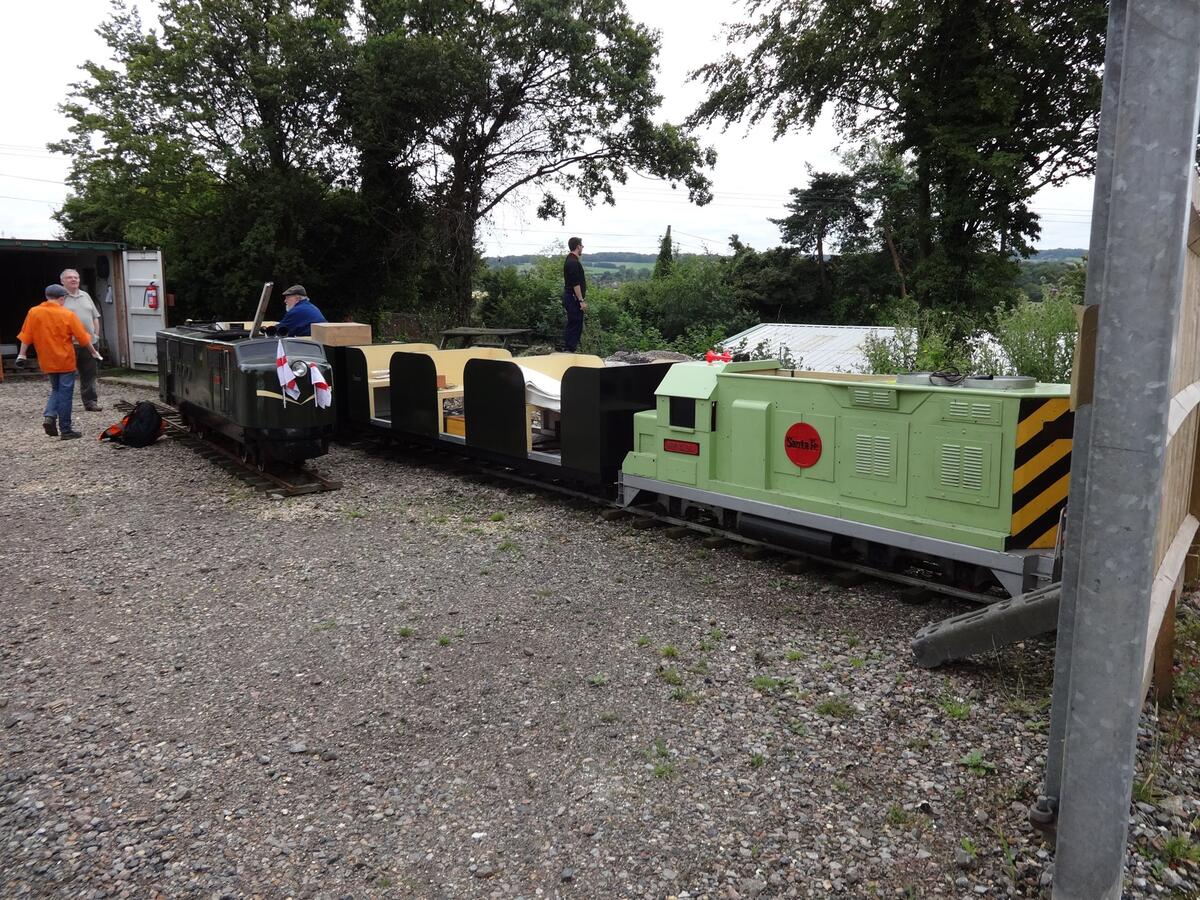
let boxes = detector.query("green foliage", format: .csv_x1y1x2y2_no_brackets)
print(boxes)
658,667,684,686
357,0,714,317
958,749,996,776
814,696,856,719
773,169,868,305
885,804,910,827
1160,833,1200,866
653,226,675,279
939,696,972,720
980,272,1081,383
859,297,973,374
752,675,783,693
57,0,714,324
692,0,1106,311
477,252,751,356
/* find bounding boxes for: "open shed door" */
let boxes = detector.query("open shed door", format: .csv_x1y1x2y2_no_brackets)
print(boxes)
122,249,165,368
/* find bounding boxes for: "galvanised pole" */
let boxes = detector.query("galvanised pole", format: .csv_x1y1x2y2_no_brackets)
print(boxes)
1052,1,1200,897
1039,0,1126,814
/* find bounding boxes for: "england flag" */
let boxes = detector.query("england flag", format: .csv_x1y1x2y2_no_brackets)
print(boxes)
276,340,300,402
309,363,332,409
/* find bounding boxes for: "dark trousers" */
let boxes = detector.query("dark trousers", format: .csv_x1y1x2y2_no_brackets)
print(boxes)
562,291,584,352
74,346,98,405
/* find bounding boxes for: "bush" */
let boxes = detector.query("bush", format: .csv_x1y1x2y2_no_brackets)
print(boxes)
858,297,974,374
979,268,1081,383
476,259,563,340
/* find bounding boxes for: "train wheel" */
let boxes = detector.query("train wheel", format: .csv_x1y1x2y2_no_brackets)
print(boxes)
239,445,252,465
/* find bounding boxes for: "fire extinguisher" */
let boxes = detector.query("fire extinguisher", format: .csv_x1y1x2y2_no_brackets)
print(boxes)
144,281,159,310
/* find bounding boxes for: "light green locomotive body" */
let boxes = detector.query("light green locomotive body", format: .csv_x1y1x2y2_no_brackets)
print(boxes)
621,361,1073,595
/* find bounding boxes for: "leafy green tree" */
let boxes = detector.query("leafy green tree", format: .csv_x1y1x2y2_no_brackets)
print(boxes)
771,169,867,301
53,0,407,322
725,237,823,322
653,225,674,279
839,143,921,301
358,0,716,320
693,0,1106,311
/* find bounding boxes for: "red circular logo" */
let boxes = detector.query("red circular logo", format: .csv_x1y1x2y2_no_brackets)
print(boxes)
784,422,822,468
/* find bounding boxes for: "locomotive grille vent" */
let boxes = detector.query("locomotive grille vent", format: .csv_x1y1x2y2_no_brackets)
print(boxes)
850,387,897,409
947,399,997,421
854,433,895,479
940,443,984,492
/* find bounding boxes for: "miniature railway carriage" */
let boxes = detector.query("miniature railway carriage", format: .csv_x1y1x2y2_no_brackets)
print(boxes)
157,323,335,465
619,360,1073,597
381,347,672,488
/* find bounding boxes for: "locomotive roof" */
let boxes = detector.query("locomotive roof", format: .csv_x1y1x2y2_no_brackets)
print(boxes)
655,360,1069,400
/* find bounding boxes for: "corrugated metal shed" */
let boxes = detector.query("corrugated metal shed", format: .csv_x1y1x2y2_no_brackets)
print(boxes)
722,323,896,373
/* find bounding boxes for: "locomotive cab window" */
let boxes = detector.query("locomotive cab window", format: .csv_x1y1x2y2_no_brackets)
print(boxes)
669,396,695,429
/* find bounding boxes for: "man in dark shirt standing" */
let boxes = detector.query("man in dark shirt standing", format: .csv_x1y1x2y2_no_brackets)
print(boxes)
562,236,587,352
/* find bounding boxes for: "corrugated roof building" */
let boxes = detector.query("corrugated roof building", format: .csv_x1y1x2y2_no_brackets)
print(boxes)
722,323,896,373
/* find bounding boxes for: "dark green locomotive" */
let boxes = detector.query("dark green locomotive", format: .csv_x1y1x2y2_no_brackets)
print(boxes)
157,323,335,465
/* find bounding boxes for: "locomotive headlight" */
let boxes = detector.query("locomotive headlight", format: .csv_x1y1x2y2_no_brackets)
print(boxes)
290,360,309,378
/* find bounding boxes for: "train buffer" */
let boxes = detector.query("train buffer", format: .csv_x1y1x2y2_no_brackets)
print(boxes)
910,582,1061,668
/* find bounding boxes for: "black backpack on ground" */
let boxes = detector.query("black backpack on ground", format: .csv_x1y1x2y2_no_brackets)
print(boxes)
99,401,167,447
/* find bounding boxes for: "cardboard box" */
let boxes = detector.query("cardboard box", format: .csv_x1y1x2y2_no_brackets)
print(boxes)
444,414,466,437
310,322,372,347
436,374,447,389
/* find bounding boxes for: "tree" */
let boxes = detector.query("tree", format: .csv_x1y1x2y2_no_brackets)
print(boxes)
358,0,716,319
771,169,866,301
53,0,405,322
840,143,920,300
692,0,1106,312
653,225,674,279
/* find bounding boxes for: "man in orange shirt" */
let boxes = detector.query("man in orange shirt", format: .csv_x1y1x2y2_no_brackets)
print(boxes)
16,284,103,440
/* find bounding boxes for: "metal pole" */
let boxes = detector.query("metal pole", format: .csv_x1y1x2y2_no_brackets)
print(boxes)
1038,0,1127,815
1052,1,1200,896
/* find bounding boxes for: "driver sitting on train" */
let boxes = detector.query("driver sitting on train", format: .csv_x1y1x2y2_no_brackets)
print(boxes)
267,284,327,337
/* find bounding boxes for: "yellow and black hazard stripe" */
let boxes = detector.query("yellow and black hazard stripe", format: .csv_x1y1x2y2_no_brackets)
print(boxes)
1007,397,1074,549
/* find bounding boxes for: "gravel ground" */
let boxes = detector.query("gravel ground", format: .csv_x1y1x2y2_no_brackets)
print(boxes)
2,376,1199,898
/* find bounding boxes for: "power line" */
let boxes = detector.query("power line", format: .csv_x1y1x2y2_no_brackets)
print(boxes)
0,172,68,185
0,194,60,206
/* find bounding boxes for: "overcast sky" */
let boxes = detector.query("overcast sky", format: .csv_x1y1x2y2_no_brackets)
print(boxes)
0,0,1095,257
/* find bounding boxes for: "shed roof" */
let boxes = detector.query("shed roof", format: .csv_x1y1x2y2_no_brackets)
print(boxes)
0,237,126,252
722,323,896,373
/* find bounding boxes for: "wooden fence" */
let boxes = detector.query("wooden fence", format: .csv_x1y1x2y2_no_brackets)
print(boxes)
1146,171,1200,701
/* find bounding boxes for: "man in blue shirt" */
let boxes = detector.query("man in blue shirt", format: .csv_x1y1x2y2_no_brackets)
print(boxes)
275,284,327,337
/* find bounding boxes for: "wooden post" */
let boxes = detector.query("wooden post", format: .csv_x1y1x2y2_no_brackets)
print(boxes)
1153,588,1179,704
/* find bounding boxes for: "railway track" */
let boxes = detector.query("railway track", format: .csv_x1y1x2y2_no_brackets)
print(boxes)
362,436,1005,606
113,400,342,498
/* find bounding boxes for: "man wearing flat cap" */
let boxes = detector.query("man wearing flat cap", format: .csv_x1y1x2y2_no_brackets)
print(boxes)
15,284,103,440
274,285,327,337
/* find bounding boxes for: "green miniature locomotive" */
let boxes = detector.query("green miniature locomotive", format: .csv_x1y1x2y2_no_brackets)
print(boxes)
157,323,335,466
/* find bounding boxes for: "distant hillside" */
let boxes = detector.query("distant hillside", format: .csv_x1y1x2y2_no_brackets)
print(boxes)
487,252,659,268
1030,248,1086,261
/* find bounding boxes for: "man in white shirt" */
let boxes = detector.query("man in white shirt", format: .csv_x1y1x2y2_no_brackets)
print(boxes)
61,268,103,411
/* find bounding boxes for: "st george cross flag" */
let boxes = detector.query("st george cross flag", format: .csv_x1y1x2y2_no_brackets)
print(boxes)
309,363,332,409
276,340,300,402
